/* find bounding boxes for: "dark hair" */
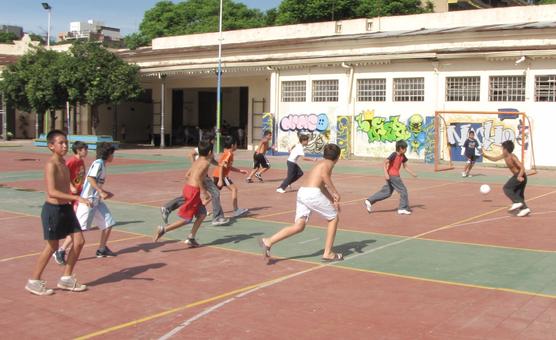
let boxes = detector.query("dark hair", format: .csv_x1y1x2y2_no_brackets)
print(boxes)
223,135,236,149
299,134,310,143
198,140,213,156
502,140,514,153
96,142,116,160
395,140,408,151
323,144,341,161
263,130,272,137
468,130,475,135
201,132,215,142
72,141,88,154
46,130,66,144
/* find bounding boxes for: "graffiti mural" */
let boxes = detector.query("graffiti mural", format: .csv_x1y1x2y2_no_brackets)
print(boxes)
278,113,330,154
355,110,411,143
279,113,329,132
336,116,352,159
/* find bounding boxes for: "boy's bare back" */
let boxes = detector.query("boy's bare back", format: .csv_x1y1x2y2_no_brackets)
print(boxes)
505,154,523,175
257,140,269,154
303,160,333,191
45,155,72,205
186,157,210,188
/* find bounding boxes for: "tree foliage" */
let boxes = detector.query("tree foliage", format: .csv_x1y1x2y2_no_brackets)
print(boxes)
0,32,19,44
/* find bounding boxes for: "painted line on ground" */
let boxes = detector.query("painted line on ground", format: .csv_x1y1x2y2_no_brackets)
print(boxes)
298,237,320,244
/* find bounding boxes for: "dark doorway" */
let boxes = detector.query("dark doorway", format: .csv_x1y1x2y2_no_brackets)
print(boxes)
172,90,184,144
198,91,216,129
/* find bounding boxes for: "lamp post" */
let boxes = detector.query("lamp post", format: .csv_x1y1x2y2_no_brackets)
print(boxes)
41,3,51,47
216,0,223,153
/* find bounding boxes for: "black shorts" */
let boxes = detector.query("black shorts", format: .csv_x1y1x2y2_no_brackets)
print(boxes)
253,153,270,169
466,154,477,163
213,176,233,189
41,202,82,240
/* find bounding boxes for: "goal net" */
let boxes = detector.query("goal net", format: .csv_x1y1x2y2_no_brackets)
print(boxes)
434,111,536,173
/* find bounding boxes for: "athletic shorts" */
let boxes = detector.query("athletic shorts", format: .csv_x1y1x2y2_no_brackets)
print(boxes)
178,184,207,222
75,199,116,231
253,153,270,169
295,187,337,222
466,154,476,164
213,176,233,189
41,202,82,240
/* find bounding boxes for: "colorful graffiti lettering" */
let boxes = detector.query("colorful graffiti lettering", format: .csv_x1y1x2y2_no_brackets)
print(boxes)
279,113,329,132
356,110,411,143
407,114,433,155
336,116,351,159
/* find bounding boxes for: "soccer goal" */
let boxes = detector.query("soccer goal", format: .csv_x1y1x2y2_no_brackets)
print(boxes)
433,111,537,173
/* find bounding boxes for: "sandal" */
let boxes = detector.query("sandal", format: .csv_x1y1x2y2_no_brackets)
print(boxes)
321,253,343,263
258,238,271,259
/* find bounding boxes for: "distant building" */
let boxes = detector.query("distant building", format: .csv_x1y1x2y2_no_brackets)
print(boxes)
57,20,122,47
430,0,530,12
0,25,23,39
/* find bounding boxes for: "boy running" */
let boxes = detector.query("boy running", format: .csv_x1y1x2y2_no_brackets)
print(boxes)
153,140,212,247
462,130,479,178
483,140,531,217
259,144,343,262
26,130,89,296
213,136,249,217
75,142,117,257
53,141,88,265
364,140,417,215
276,134,316,193
246,130,275,183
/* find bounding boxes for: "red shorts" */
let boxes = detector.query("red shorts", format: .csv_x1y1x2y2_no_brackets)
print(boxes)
177,185,206,221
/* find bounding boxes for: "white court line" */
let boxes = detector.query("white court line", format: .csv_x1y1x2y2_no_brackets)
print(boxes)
449,210,556,229
299,237,320,244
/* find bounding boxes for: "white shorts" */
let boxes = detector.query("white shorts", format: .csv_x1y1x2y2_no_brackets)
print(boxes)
295,187,337,222
75,200,115,231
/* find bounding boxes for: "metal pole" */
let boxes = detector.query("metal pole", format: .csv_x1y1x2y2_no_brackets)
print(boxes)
216,0,223,153
160,73,166,148
47,9,51,47
0,93,5,140
66,101,71,135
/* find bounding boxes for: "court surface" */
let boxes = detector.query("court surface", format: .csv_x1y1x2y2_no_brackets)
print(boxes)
1,142,556,339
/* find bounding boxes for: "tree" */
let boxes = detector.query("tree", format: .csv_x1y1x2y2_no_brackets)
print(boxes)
124,32,150,50
0,32,18,44
535,0,556,3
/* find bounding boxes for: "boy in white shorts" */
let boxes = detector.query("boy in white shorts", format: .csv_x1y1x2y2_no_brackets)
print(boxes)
75,142,117,257
259,144,343,262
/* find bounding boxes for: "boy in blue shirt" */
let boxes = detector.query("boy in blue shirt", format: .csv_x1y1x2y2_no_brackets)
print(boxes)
462,130,479,178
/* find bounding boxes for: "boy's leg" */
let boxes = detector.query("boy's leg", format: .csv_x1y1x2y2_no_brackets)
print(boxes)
292,165,304,184
279,162,297,190
264,218,306,247
204,177,224,218
390,177,409,210
63,231,85,276
96,203,116,255
188,213,207,239
367,181,394,204
164,196,185,212
503,176,522,204
322,216,340,259
31,240,59,280
518,176,528,209
99,227,112,250
228,184,239,211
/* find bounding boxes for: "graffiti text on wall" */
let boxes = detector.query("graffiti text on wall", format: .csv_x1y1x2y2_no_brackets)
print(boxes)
356,110,411,143
280,113,329,132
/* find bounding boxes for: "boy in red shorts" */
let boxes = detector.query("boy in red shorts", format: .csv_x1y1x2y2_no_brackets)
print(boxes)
153,140,212,247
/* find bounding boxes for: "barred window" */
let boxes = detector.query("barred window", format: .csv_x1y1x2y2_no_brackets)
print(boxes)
446,76,480,101
281,81,306,102
357,79,386,102
312,80,338,102
393,77,424,102
535,75,556,102
489,76,525,101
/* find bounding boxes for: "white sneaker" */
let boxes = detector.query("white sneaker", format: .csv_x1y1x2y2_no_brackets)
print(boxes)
517,208,531,217
25,280,54,296
397,209,412,215
467,174,472,178
233,208,249,217
276,188,286,194
461,172,467,177
364,200,372,213
509,202,523,212
57,276,87,292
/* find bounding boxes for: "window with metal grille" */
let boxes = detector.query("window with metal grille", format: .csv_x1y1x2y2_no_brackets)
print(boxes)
357,78,386,102
445,76,480,101
312,80,338,102
489,76,525,102
535,75,556,102
281,81,306,102
393,77,424,102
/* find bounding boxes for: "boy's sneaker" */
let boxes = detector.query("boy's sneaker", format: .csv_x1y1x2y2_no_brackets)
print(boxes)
160,207,170,224
153,225,166,242
25,280,54,296
212,217,230,226
233,208,249,217
96,247,117,258
517,208,531,217
245,178,253,183
255,173,264,182
461,172,467,178
53,249,66,265
509,202,523,212
57,276,87,292
364,200,372,213
397,209,412,215
185,238,200,248
276,188,286,194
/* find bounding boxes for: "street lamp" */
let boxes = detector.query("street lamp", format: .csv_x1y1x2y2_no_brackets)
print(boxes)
41,3,51,47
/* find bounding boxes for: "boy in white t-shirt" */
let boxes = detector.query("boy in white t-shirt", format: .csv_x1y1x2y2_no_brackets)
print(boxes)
276,134,316,193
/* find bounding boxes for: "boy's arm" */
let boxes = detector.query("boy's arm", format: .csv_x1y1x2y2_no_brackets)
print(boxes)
403,162,418,178
483,152,504,162
230,166,248,174
188,149,198,163
216,162,225,187
383,159,390,180
303,156,317,162
321,168,340,203
45,163,89,205
87,176,113,199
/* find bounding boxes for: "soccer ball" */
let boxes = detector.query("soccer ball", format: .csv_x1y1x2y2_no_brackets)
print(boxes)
480,184,491,195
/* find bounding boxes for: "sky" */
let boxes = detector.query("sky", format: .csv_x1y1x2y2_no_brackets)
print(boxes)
0,0,282,38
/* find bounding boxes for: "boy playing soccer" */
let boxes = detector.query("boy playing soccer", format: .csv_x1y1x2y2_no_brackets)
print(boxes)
462,130,479,178
259,144,343,262
53,141,88,265
276,134,316,193
483,140,531,217
364,140,417,215
213,136,249,217
153,140,212,247
26,130,90,296
246,130,275,183
75,142,117,257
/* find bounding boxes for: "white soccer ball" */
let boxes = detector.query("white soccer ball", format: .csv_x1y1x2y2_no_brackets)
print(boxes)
480,184,491,195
